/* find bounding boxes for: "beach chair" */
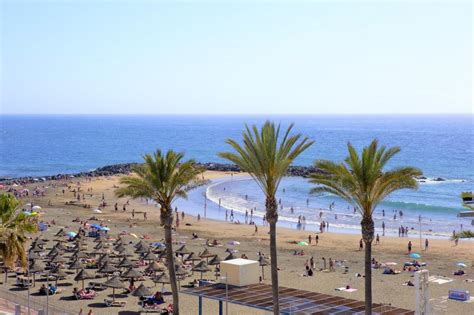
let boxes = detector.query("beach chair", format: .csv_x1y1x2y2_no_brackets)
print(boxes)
104,298,127,307
75,289,96,300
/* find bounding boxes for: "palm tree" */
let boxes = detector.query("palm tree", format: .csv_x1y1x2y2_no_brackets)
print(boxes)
309,140,421,314
0,193,38,283
219,121,313,314
115,150,202,315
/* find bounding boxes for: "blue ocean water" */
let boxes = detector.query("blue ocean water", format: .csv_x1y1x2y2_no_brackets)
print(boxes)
1,115,473,235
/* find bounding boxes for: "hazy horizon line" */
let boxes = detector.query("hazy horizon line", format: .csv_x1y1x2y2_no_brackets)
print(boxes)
1,112,473,116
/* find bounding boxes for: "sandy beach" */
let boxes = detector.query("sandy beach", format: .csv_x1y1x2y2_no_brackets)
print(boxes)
1,171,473,315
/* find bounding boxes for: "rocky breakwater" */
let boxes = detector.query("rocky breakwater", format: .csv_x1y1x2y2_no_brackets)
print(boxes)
0,162,323,185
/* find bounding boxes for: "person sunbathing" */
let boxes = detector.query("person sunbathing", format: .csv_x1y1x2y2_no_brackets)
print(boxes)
454,269,465,276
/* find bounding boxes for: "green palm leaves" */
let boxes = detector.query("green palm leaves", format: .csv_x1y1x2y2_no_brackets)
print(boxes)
116,150,202,224
219,121,314,198
0,193,38,269
310,140,422,217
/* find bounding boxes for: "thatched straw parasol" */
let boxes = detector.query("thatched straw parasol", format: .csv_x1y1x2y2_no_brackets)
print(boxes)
121,267,142,279
224,253,236,261
74,269,94,289
117,257,133,268
175,245,191,255
192,261,211,279
98,261,118,277
68,259,85,273
103,276,126,301
142,251,157,262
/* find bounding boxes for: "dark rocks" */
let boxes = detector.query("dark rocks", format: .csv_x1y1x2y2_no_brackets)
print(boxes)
0,162,324,185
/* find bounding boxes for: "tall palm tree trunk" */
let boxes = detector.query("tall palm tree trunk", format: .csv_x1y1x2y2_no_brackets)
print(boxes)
361,217,374,315
266,197,280,315
163,210,180,315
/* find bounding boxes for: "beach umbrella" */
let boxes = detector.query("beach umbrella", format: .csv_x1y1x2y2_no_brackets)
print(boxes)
114,238,125,246
114,243,126,252
456,262,467,268
49,265,67,286
68,259,85,273
175,265,189,279
91,248,107,256
121,267,142,279
103,276,126,302
208,255,222,266
72,251,88,260
98,254,111,265
192,261,211,279
118,247,135,257
145,261,165,277
132,283,154,310
199,248,215,263
98,261,118,276
54,242,67,251
409,253,421,259
153,272,170,288
224,253,236,261
175,245,191,256
142,251,158,262
47,248,62,258
32,205,42,210
74,269,94,289
66,231,77,238
134,240,145,249
49,254,67,264
117,257,133,268
259,256,270,280
136,245,151,254
185,253,201,265
132,283,152,297
28,260,46,286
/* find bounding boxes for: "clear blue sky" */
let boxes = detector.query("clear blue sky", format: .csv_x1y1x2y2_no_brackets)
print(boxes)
1,0,472,114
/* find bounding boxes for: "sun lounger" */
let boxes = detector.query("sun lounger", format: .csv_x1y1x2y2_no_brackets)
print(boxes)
104,299,127,307
335,287,358,292
75,289,96,300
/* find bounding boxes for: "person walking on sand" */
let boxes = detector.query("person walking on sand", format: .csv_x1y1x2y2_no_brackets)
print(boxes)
315,234,319,246
376,234,380,245
132,209,135,218
197,214,201,221
144,212,147,220
407,241,412,254
359,239,363,251
308,234,312,245
254,224,258,234
329,258,335,272
424,238,429,251
382,221,385,236
322,257,327,270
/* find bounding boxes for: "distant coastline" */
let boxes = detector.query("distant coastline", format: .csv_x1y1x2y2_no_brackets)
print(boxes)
0,162,322,184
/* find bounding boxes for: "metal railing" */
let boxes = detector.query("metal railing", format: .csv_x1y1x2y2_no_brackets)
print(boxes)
0,285,74,315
